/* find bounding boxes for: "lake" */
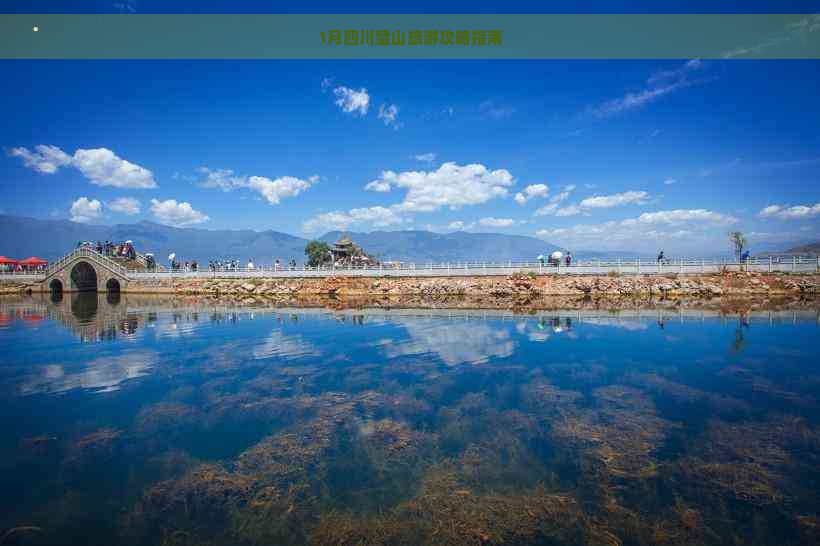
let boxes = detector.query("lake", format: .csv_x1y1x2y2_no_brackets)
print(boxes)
0,293,818,546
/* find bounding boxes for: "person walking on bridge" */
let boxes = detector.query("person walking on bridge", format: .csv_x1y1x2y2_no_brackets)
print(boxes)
657,250,665,263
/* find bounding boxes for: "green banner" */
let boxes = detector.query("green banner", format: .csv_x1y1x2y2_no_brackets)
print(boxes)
1,14,819,59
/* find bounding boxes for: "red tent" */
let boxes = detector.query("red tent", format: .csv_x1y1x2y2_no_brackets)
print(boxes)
19,257,48,267
0,256,18,265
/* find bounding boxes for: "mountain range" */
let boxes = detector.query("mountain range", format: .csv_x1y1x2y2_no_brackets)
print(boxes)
0,215,562,264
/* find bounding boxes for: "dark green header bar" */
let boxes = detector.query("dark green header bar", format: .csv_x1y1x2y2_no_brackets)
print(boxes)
1,14,819,59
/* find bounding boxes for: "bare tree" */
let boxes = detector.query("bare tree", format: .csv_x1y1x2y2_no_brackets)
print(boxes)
728,231,747,261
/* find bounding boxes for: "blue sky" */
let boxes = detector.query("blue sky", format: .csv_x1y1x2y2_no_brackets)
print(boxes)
2,59,819,253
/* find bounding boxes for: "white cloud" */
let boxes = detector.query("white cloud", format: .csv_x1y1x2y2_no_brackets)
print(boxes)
9,145,157,188
555,204,582,217
535,208,738,251
534,190,573,216
333,85,370,116
663,178,677,185
478,217,515,228
579,190,649,209
448,220,466,230
590,60,704,117
71,148,157,188
199,167,318,205
8,144,72,173
414,152,437,163
374,162,514,213
621,209,737,226
378,103,402,129
759,203,820,220
302,206,403,234
149,199,209,226
306,162,514,234
364,180,392,192
69,197,103,223
246,175,317,205
107,197,141,215
514,183,550,205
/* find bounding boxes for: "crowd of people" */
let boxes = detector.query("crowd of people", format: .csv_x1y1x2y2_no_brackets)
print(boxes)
205,258,299,272
79,240,138,260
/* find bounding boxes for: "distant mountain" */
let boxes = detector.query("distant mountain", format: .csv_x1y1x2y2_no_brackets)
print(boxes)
319,230,561,262
0,215,564,265
783,242,820,255
0,215,309,264
755,241,820,257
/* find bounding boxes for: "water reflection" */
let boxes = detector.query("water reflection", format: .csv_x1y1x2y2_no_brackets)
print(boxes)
0,295,819,545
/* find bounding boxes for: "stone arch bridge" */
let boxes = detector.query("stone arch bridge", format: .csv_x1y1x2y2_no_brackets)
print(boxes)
42,248,131,294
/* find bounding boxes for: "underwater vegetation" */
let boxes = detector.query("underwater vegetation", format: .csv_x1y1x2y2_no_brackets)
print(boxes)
2,301,820,546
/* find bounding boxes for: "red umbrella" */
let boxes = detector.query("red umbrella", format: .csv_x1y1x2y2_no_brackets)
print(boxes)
0,256,18,265
18,257,48,266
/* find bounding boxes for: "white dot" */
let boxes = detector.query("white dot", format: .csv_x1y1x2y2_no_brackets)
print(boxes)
33,26,39,32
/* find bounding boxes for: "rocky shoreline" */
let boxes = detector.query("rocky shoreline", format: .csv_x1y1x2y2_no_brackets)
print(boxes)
2,271,819,300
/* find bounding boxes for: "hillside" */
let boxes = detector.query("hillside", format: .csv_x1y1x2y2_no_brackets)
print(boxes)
0,215,562,264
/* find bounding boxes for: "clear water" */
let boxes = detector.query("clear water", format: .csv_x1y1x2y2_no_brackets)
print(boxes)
0,293,818,546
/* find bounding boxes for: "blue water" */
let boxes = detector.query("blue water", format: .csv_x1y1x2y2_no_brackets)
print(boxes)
0,293,818,545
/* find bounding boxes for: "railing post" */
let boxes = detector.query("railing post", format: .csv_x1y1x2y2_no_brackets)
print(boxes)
636,258,640,274
793,255,797,272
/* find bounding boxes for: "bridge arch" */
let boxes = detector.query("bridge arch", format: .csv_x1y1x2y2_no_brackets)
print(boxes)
106,278,121,293
49,278,63,294
70,261,98,292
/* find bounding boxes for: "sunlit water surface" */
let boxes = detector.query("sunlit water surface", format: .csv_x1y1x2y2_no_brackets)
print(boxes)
0,293,818,546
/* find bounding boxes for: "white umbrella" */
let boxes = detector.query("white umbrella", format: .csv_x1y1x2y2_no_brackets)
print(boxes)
125,240,133,244
168,253,176,261
145,253,153,257
550,251,563,261
537,254,544,260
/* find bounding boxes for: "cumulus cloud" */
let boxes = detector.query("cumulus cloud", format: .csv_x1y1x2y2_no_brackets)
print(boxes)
302,206,403,234
537,190,649,216
149,199,209,227
590,60,704,117
620,209,737,226
759,203,820,220
478,217,515,228
107,197,141,215
663,178,677,185
414,152,436,163
378,103,402,129
246,175,317,205
448,220,466,230
70,197,103,223
514,183,550,205
9,145,157,188
579,190,649,209
534,188,574,216
373,162,514,213
305,162,514,234
535,208,736,251
333,85,370,116
364,180,392,192
198,167,318,205
8,144,72,173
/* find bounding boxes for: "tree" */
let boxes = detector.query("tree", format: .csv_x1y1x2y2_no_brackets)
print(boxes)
304,240,331,267
728,231,747,261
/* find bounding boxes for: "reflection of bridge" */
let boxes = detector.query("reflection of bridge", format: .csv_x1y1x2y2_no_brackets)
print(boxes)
41,247,131,293
1,292,140,342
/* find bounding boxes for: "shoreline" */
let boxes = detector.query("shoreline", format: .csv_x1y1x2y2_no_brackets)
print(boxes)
2,271,818,299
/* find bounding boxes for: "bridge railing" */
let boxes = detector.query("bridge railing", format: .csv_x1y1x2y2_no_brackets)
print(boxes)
127,256,820,278
45,247,130,278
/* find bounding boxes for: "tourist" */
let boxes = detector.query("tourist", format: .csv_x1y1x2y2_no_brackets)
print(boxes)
657,250,665,263
275,259,280,271
247,258,255,271
96,241,103,254
565,252,572,267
